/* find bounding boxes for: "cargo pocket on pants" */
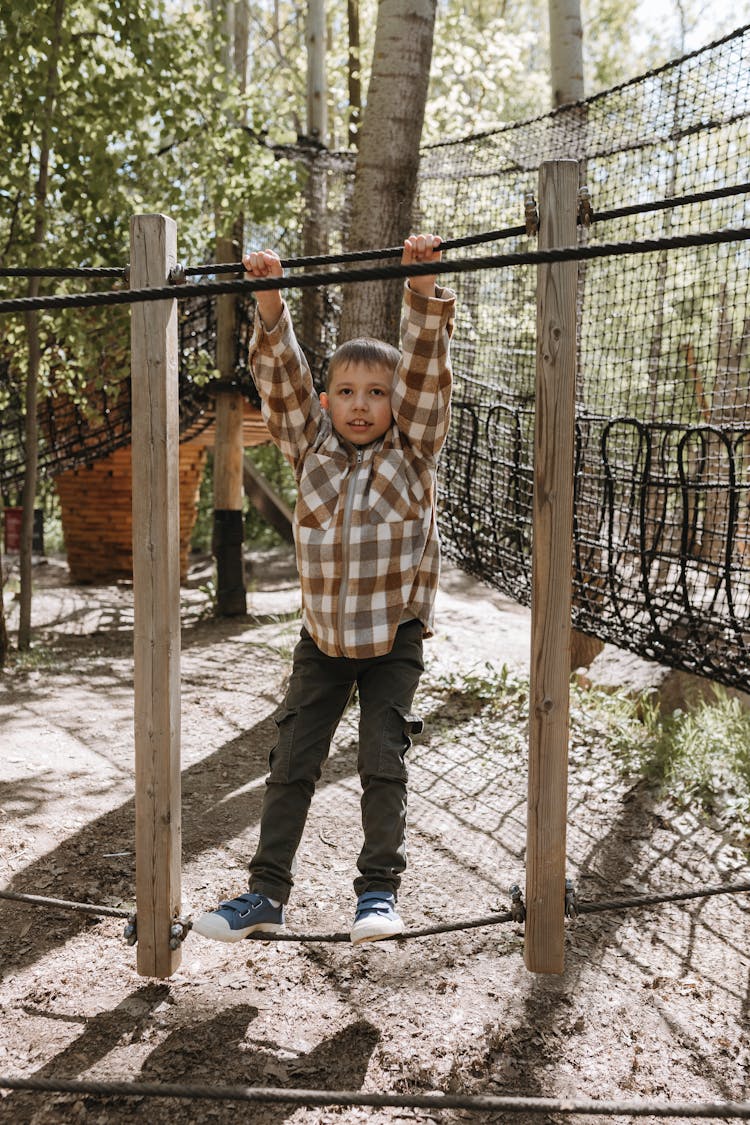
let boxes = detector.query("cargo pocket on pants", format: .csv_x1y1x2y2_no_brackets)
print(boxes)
377,707,424,781
268,705,298,783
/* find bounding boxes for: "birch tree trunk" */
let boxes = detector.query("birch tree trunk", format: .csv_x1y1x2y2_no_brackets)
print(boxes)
301,0,328,352
339,0,438,345
548,0,584,107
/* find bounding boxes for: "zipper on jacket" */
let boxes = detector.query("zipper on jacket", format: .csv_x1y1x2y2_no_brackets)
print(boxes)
337,447,364,651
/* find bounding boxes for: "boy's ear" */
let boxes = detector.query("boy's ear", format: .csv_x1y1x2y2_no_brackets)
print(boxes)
320,391,329,410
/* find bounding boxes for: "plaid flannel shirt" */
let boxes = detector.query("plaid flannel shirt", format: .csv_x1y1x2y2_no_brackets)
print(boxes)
249,282,456,659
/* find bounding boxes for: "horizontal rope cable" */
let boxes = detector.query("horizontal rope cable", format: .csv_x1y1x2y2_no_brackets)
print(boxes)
592,181,750,224
0,1074,747,1116
0,889,130,919
4,180,744,284
0,265,126,279
575,878,750,917
1,878,746,938
0,225,748,316
181,226,529,276
244,909,515,943
188,181,750,276
242,878,750,942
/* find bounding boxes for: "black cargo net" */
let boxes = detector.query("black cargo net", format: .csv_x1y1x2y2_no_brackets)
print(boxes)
418,25,750,689
0,294,262,484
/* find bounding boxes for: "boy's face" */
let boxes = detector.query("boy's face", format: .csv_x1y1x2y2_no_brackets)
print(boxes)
320,361,394,446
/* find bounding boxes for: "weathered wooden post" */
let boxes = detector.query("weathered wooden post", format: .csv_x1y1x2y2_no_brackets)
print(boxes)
213,235,247,616
525,160,578,974
130,213,182,978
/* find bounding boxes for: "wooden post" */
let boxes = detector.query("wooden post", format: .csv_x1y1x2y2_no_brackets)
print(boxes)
525,160,578,974
213,235,247,616
130,214,182,978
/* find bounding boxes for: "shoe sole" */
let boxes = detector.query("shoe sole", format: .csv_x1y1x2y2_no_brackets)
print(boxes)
350,921,404,945
192,917,285,944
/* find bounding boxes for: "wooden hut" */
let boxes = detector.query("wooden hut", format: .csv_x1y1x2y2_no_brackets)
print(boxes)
55,403,271,584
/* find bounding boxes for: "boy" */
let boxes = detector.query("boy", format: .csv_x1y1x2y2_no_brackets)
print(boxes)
193,234,455,945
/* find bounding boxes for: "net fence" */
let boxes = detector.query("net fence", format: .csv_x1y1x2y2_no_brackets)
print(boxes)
418,25,750,689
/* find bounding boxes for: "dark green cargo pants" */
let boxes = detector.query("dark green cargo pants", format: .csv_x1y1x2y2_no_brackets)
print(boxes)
249,619,424,903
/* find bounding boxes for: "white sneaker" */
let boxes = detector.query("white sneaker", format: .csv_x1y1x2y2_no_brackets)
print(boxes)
192,892,285,943
350,891,404,944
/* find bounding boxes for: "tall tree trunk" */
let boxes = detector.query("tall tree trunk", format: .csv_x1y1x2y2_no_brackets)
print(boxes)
340,0,438,345
347,0,361,148
301,0,328,355
548,0,583,107
18,0,65,650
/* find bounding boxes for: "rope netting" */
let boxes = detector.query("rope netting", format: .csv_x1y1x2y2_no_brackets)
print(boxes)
418,24,750,689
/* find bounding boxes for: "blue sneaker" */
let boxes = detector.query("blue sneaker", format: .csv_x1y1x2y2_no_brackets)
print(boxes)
350,891,404,944
192,892,285,943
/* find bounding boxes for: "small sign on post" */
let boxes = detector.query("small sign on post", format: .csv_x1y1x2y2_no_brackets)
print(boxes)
130,213,182,978
525,160,579,974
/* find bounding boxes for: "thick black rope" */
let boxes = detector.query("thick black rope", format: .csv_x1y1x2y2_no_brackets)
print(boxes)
592,180,750,224
240,878,750,942
2,880,746,941
181,226,529,277
0,265,126,279
0,225,748,316
0,1074,747,1116
183,181,750,276
2,181,746,283
0,889,130,919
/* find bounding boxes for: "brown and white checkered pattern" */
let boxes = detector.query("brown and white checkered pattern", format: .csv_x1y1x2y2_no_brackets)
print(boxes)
249,283,455,659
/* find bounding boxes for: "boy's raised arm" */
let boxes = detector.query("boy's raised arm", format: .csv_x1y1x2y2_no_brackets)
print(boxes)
392,233,455,461
243,249,284,329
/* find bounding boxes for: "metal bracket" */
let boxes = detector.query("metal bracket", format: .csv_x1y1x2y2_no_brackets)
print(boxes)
524,193,539,237
168,263,187,285
169,918,191,950
122,913,191,950
509,883,527,923
123,913,137,946
565,878,578,919
577,186,593,226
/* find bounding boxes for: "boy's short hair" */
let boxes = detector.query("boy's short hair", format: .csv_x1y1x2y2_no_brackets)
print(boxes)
326,337,400,390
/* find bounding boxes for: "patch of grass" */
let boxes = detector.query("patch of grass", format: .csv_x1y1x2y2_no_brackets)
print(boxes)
645,688,750,834
570,680,750,849
5,643,60,672
427,663,750,850
428,661,527,713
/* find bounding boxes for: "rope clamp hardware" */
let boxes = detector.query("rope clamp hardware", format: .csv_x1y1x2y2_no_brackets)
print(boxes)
524,193,539,237
123,913,137,946
122,265,131,287
168,263,187,285
565,878,578,919
169,917,191,951
577,186,594,226
509,882,527,923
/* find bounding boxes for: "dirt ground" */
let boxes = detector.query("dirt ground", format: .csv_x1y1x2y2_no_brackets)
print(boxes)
0,547,748,1125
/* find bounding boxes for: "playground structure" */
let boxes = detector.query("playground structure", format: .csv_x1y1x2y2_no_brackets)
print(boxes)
0,23,750,1116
